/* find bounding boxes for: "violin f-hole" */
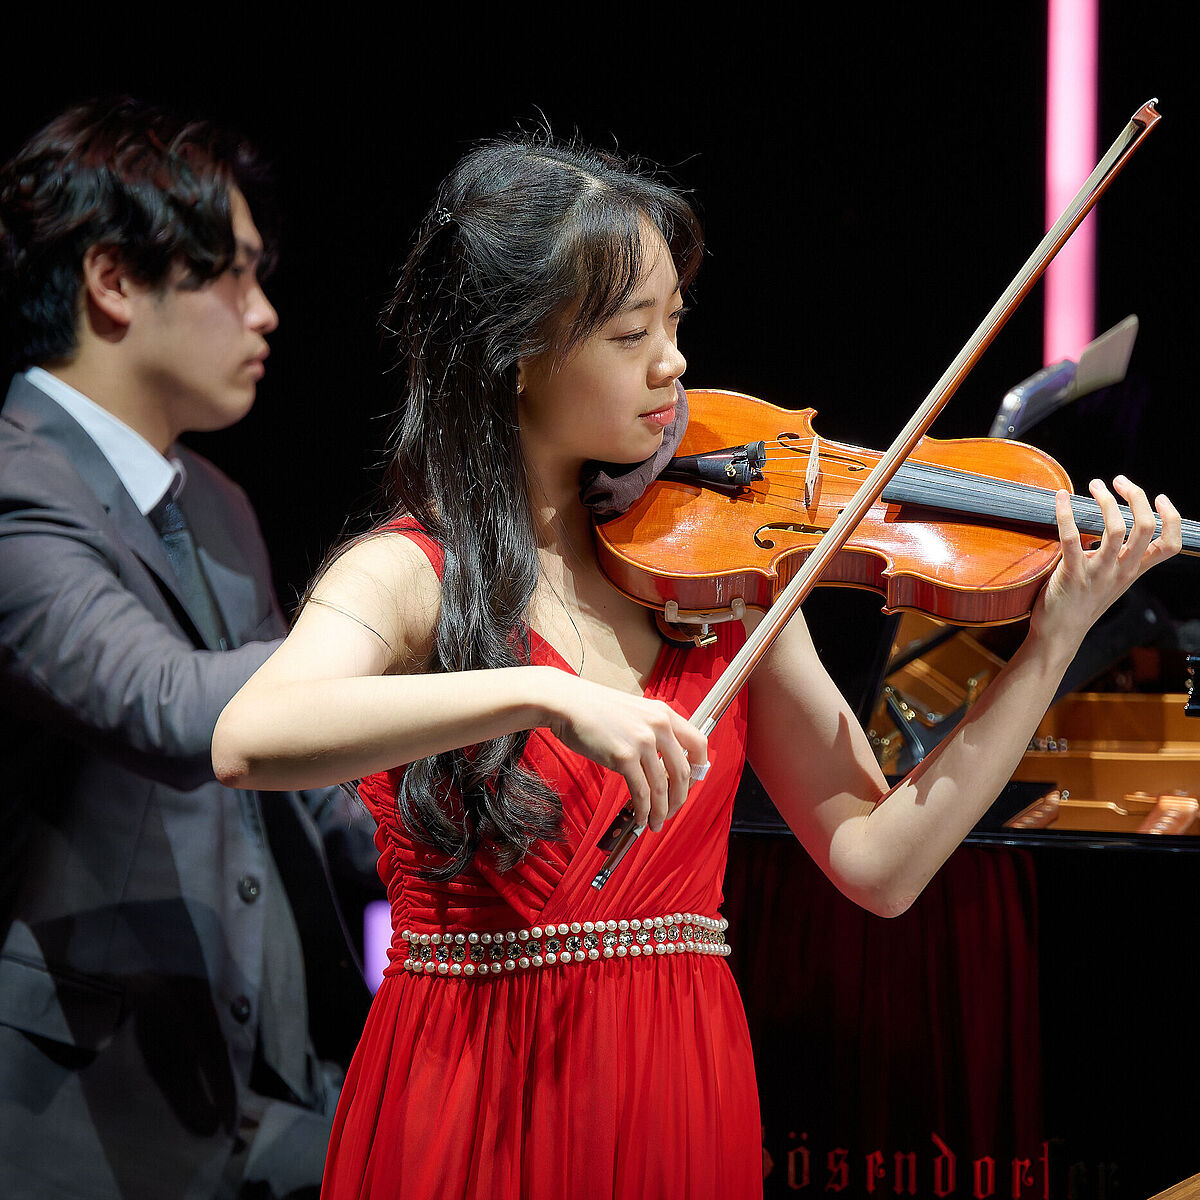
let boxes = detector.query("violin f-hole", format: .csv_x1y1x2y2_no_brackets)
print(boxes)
754,522,827,550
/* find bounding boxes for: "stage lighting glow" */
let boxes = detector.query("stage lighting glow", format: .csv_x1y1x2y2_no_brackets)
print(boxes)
364,898,391,992
1045,0,1099,365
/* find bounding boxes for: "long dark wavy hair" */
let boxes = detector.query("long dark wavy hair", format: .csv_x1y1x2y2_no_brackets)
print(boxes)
379,131,703,879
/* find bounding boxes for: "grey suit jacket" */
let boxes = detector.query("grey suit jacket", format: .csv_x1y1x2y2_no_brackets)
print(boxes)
0,375,372,1199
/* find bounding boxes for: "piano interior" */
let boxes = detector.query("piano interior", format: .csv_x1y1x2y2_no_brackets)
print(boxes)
867,608,1200,845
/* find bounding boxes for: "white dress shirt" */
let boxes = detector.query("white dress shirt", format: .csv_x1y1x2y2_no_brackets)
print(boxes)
26,367,184,514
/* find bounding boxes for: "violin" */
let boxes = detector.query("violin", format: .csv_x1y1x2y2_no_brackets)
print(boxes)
595,387,1199,633
590,97,1170,888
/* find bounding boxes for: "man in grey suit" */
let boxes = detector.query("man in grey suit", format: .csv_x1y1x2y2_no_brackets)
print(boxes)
0,99,375,1198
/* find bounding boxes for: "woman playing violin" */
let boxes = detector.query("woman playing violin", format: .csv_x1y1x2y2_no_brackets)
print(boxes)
211,132,1181,1200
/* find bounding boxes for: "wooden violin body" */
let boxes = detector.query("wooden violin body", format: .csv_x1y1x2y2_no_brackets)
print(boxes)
596,389,1079,627
590,102,1173,887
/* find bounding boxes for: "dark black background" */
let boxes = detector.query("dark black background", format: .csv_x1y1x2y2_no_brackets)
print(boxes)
4,8,1198,1197
4,6,1194,618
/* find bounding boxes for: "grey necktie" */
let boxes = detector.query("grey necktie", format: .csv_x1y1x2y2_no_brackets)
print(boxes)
150,494,312,1098
149,493,230,650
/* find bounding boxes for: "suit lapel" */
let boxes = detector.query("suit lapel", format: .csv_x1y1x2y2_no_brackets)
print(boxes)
173,448,265,651
3,378,218,648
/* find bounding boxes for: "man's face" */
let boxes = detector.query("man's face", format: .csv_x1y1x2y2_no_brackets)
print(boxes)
124,188,278,438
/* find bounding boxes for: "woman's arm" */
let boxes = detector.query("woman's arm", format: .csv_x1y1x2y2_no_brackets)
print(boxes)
747,477,1182,917
211,533,706,829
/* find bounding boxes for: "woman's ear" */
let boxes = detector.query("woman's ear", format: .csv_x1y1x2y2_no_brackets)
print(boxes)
80,245,135,331
516,360,526,396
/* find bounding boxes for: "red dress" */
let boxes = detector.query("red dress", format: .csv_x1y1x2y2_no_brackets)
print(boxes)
322,529,762,1199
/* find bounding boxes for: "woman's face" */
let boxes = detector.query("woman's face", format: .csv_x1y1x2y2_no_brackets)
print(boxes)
517,220,687,480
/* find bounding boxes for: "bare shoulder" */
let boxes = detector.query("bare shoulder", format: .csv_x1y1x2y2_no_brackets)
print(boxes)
307,531,443,670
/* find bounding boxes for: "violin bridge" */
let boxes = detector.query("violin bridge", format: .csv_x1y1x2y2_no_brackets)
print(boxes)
804,435,820,510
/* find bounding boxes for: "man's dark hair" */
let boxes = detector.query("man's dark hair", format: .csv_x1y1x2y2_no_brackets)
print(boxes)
0,96,276,371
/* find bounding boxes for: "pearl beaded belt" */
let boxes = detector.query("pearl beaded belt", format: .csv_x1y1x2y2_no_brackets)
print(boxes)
400,912,730,977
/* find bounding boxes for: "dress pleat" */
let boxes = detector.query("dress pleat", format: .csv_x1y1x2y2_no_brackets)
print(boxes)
322,528,762,1199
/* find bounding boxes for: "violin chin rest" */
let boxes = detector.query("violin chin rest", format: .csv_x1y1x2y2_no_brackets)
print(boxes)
654,612,719,650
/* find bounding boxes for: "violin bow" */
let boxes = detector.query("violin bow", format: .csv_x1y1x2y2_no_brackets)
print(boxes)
592,98,1163,889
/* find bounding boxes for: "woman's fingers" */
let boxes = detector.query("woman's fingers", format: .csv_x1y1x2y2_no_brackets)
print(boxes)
1111,476,1182,571
1088,479,1124,566
638,746,670,833
627,703,707,832
1044,478,1181,641
1112,476,1154,551
1090,476,1180,580
656,711,705,828
551,679,708,834
1055,488,1083,569
1150,492,1183,563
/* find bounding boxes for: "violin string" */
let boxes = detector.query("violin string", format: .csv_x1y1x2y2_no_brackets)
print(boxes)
722,460,1197,550
688,439,817,452
883,462,1195,545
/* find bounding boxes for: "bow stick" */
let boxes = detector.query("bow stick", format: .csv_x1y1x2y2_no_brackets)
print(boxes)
591,98,1163,889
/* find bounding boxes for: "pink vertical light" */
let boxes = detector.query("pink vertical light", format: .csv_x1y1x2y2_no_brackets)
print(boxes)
1045,0,1099,364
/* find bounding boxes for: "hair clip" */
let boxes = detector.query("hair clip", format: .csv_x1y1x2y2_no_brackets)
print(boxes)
432,208,453,228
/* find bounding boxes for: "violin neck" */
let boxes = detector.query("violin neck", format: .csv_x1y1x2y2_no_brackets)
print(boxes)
882,465,1199,556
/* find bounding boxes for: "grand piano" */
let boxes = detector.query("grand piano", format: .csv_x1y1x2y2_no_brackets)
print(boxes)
720,325,1200,1199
